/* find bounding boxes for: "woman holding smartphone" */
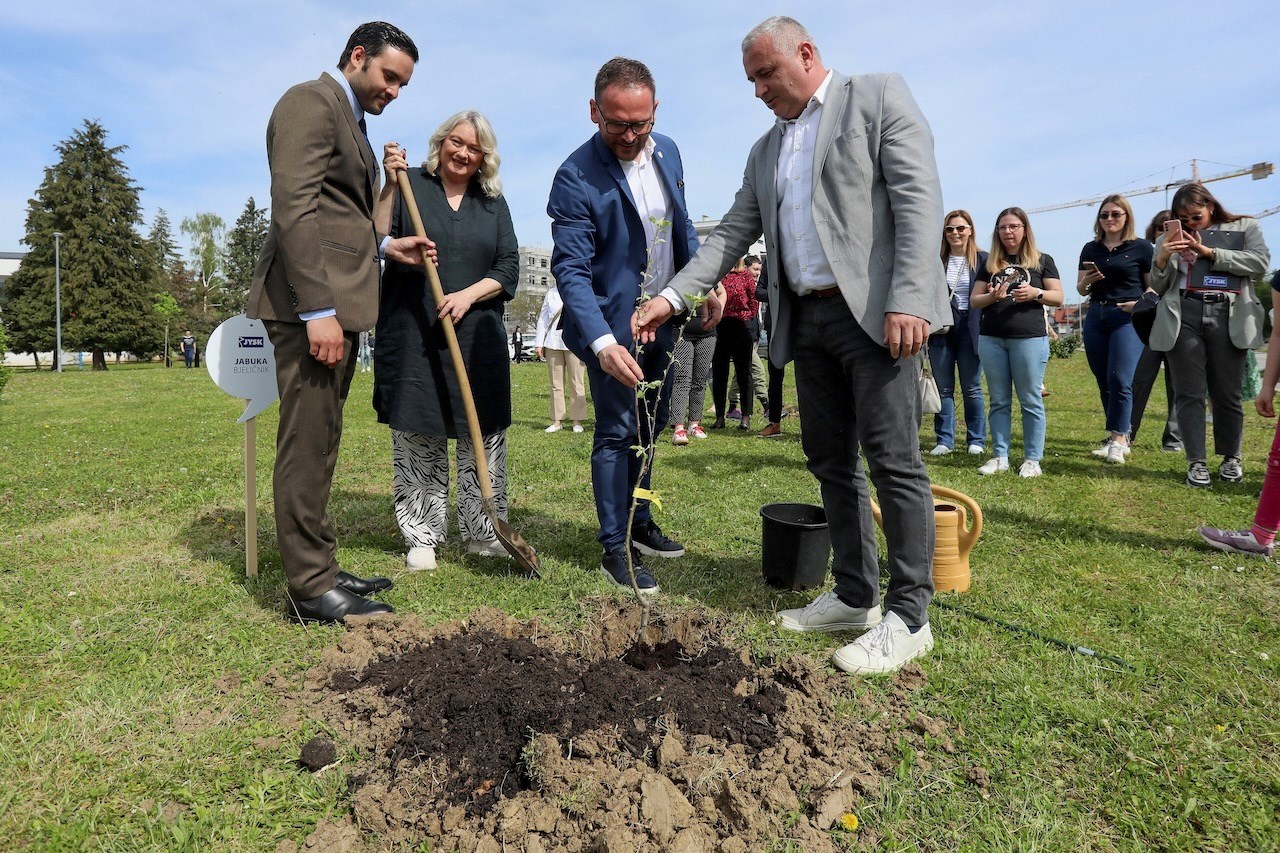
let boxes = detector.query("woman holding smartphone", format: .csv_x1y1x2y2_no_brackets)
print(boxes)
969,208,1063,477
1077,194,1153,464
926,210,988,456
1148,183,1270,488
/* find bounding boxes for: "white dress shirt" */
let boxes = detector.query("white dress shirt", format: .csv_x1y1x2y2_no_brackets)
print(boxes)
589,135,682,355
776,71,837,296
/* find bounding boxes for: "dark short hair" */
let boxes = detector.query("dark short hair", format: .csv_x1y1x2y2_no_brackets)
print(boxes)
337,22,418,70
743,254,761,266
594,57,655,102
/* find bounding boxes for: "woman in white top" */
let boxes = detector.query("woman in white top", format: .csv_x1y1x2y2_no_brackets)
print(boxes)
926,210,988,456
534,285,587,432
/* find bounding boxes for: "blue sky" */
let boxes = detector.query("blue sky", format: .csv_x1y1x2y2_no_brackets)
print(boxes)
3,1,1277,303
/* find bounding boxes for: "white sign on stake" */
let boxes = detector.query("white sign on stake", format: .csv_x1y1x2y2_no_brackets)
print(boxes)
206,314,278,578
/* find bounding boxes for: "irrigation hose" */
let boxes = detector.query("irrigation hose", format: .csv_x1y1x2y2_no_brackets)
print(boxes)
931,598,1136,671
737,535,1136,671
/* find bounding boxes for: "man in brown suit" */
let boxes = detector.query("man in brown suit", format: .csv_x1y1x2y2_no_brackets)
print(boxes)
248,22,430,623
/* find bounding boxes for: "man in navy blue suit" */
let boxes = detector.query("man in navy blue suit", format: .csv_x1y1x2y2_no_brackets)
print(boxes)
548,57,710,594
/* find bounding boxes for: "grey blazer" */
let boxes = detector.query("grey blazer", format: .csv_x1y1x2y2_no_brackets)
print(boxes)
666,71,946,366
1147,217,1270,352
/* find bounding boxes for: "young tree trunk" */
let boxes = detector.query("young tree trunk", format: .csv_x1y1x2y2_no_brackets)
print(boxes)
164,324,171,367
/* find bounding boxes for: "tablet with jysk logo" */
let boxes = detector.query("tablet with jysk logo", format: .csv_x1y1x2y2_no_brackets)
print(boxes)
1188,230,1247,292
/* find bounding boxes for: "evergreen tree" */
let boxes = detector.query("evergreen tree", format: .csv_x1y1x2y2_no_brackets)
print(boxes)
0,314,13,396
222,198,269,317
4,120,159,369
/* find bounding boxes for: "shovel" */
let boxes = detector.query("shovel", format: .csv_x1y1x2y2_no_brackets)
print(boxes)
394,170,542,578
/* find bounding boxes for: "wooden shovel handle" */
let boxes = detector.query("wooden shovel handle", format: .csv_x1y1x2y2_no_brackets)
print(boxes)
394,170,495,501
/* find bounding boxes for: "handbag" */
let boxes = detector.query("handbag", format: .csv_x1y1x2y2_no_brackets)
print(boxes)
920,362,942,414
1129,291,1160,347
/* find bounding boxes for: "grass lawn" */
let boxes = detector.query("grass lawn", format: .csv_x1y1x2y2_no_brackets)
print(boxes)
1,355,1277,850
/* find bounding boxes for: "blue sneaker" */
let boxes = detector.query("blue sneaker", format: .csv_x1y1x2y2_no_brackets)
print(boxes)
601,549,659,595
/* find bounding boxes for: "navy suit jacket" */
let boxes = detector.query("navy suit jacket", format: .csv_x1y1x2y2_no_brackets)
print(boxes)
547,132,701,362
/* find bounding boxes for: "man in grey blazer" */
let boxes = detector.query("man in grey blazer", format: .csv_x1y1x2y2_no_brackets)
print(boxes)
639,16,947,673
248,22,429,624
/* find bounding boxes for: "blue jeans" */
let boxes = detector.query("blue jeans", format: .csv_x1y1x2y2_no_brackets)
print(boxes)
927,321,985,449
979,335,1049,461
1083,304,1143,436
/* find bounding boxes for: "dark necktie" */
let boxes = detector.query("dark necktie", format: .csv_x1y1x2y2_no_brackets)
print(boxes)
358,117,369,144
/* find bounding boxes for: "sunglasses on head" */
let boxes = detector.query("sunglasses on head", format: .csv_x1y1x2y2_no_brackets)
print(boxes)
1098,211,1126,220
944,225,969,234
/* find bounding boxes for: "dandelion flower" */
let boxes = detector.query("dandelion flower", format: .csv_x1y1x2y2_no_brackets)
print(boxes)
839,813,859,832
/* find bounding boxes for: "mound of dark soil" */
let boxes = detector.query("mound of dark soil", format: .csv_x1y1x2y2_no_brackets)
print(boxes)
334,631,783,812
287,605,963,852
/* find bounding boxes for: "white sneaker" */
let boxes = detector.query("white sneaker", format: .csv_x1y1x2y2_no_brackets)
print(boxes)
1104,442,1127,464
967,444,984,455
406,546,437,571
572,424,584,433
466,539,510,559
1019,460,1042,478
545,424,563,433
929,444,952,456
832,611,933,675
977,456,1009,475
1092,439,1131,459
776,591,882,633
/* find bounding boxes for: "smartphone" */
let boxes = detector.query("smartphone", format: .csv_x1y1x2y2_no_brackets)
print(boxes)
1082,261,1099,274
1163,219,1184,241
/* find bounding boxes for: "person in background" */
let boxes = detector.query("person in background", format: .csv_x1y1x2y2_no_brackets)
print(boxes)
710,255,761,430
511,325,525,363
1199,270,1280,556
374,111,519,571
969,207,1063,478
1148,182,1270,488
1077,194,1152,464
926,210,987,456
534,284,587,433
181,331,196,369
358,329,373,372
757,263,790,438
669,278,725,445
1128,210,1182,452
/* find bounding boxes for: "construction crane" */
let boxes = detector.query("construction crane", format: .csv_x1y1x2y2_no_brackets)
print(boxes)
1028,159,1274,214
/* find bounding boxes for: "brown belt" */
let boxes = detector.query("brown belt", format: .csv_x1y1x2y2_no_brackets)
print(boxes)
807,286,841,298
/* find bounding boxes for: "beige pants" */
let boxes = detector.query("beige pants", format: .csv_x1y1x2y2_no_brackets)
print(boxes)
546,348,588,422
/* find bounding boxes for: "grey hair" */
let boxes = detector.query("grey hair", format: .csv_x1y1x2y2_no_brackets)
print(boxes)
423,111,503,198
741,16,820,60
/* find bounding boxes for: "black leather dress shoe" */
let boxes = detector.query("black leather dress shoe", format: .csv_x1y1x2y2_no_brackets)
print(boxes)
335,570,394,596
289,587,393,624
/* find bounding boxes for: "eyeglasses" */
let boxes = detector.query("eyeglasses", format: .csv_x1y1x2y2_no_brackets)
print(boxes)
597,110,655,136
997,224,1024,232
944,225,969,234
1098,211,1126,220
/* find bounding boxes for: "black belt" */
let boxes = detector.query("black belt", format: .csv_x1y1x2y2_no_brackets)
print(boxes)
1092,297,1136,306
803,286,841,298
1182,291,1230,304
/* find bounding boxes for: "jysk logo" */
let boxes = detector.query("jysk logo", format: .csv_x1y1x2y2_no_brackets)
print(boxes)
238,336,265,348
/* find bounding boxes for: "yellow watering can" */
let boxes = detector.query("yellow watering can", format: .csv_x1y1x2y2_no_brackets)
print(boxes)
870,484,982,593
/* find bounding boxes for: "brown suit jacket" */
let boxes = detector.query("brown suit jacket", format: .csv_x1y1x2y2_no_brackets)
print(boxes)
248,72,382,332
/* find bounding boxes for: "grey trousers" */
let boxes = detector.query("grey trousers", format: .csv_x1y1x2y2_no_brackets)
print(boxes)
1165,295,1245,463
791,296,935,627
